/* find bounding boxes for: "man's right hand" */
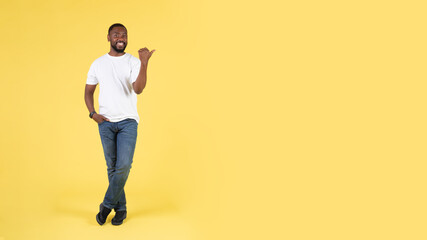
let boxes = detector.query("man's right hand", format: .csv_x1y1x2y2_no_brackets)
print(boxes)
93,113,110,124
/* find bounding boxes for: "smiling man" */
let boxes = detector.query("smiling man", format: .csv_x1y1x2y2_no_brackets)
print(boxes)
84,23,155,226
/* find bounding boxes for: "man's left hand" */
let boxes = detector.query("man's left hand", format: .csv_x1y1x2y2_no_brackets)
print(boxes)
138,47,155,65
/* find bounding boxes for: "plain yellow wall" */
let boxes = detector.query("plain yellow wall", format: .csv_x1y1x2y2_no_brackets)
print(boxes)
1,0,427,239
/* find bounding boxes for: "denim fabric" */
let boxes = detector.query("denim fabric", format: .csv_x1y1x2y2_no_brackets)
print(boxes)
98,118,138,211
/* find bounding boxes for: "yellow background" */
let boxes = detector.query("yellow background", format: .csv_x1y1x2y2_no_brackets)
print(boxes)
1,0,426,239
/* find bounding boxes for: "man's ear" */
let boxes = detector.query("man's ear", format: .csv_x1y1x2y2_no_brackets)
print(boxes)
107,34,110,42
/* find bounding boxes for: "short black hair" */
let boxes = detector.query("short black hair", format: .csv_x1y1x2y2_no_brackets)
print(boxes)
108,23,127,35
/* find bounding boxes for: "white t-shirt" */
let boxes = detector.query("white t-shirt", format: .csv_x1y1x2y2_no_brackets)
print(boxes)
86,53,141,123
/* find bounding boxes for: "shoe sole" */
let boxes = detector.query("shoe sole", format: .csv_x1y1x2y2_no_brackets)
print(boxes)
111,219,124,226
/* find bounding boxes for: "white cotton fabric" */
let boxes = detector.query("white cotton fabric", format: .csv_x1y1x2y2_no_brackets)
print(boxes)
87,53,141,123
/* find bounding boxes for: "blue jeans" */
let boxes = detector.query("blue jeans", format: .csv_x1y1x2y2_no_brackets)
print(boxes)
98,118,138,212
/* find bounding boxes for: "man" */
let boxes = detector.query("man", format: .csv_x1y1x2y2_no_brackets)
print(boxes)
84,23,155,226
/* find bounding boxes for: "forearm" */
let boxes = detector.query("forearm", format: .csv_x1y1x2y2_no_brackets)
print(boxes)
132,63,148,94
84,87,96,113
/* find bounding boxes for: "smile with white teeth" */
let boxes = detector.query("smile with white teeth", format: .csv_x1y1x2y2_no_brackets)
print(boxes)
117,42,125,46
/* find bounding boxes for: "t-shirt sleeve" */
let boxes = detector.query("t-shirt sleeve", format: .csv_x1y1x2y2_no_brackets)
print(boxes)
130,58,141,83
86,61,98,85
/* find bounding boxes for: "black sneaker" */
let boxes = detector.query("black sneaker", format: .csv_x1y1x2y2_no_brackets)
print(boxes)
96,203,112,225
111,210,127,225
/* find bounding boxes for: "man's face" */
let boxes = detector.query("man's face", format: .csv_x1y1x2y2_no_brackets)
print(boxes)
108,27,128,53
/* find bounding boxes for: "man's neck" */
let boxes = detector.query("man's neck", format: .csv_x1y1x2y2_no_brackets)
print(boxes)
108,50,126,57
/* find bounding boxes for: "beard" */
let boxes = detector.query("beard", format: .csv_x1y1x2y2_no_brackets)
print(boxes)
111,41,127,53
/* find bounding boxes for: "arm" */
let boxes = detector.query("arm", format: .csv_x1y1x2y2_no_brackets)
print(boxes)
84,84,109,123
132,47,155,94
84,84,97,113
132,63,147,94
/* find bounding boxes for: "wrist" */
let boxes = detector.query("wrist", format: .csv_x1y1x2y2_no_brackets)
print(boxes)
89,111,97,118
